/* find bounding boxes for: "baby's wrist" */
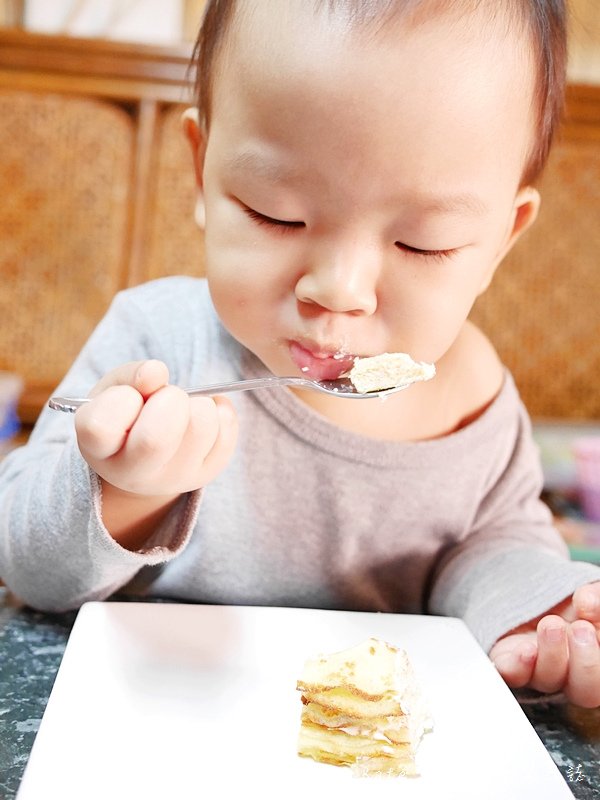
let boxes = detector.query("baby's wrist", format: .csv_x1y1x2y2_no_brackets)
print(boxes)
99,479,182,551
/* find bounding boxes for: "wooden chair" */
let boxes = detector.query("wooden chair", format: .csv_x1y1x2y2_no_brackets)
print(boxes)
0,29,203,422
0,30,599,422
0,89,133,417
470,86,600,419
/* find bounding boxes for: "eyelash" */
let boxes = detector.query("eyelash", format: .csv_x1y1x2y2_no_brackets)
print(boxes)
243,206,458,261
394,242,458,262
244,207,305,232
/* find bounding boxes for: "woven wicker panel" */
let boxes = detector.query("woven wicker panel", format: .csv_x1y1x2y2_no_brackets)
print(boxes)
144,104,205,281
470,139,600,419
0,90,133,412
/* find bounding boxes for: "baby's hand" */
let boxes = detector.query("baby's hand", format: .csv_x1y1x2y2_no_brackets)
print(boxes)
489,582,600,708
75,360,238,496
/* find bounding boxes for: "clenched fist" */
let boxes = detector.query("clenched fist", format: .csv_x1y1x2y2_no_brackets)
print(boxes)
72,359,238,548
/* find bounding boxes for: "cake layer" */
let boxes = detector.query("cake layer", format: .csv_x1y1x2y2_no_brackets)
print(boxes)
298,721,418,776
300,686,404,718
296,637,412,699
301,702,414,745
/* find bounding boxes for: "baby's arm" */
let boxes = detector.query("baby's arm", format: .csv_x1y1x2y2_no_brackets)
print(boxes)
0,279,234,611
489,582,600,708
75,358,237,551
427,381,600,708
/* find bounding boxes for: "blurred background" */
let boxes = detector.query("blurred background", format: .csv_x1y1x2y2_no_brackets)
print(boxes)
0,0,206,44
0,0,599,551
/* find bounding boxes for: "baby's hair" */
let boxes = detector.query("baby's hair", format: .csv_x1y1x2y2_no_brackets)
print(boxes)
192,0,567,185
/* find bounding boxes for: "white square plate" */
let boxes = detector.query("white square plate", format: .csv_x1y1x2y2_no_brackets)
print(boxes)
17,602,573,800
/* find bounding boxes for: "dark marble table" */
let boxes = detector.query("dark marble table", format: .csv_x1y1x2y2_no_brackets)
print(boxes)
1,587,599,799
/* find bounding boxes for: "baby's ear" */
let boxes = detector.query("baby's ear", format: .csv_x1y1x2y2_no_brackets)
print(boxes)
181,107,207,229
507,185,540,245
478,186,540,294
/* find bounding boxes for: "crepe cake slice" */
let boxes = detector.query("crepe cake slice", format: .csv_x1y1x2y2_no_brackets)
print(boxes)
296,637,432,776
348,352,435,394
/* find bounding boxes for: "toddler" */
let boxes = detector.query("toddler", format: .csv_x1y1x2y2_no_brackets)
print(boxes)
1,0,599,707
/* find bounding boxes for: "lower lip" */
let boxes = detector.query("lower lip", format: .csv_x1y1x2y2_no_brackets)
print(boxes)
289,341,355,381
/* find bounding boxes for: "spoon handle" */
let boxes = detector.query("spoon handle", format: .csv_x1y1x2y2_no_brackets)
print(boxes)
48,376,312,413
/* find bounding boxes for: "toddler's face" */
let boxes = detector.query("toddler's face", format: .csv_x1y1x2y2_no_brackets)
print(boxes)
191,2,539,384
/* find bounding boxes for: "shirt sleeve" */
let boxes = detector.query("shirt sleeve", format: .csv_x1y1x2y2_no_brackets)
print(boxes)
428,399,600,653
0,286,201,612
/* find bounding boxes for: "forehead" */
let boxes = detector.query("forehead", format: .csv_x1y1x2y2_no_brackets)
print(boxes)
209,1,536,196
220,0,534,83
216,1,535,118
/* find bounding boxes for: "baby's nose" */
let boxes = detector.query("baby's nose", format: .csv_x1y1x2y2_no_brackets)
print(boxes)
294,240,379,315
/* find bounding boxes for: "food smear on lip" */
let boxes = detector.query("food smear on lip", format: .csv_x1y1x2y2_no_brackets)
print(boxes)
296,637,433,777
289,340,355,382
348,352,436,394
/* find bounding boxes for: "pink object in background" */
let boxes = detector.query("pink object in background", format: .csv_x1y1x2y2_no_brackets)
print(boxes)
573,437,600,523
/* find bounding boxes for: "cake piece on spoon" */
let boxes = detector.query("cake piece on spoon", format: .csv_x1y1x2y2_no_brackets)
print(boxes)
348,352,435,394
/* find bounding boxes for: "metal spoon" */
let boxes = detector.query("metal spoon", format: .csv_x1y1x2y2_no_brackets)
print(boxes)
48,374,414,413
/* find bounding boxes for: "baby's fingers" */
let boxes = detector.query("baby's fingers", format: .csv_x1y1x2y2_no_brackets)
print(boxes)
491,635,538,688
124,385,192,470
530,616,569,693
572,582,600,623
191,395,239,484
76,385,143,460
565,621,600,708
122,391,237,494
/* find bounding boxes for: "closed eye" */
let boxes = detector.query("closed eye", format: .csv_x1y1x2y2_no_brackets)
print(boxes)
395,241,458,262
244,206,305,231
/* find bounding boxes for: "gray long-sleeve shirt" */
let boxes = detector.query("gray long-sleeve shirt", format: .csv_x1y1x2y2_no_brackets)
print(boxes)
1,277,598,652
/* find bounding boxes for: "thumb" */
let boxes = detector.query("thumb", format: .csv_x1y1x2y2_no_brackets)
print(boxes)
89,359,169,400
133,360,170,399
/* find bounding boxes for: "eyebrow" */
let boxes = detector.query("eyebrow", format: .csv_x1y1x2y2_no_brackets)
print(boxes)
223,150,299,183
224,150,488,216
416,192,488,217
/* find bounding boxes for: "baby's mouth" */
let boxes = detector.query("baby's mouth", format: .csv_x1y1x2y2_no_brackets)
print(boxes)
289,340,356,381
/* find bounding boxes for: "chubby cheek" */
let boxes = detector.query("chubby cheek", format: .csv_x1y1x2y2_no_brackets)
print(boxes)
205,262,257,339
203,231,283,354
203,200,299,332
385,304,466,364
382,258,491,361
